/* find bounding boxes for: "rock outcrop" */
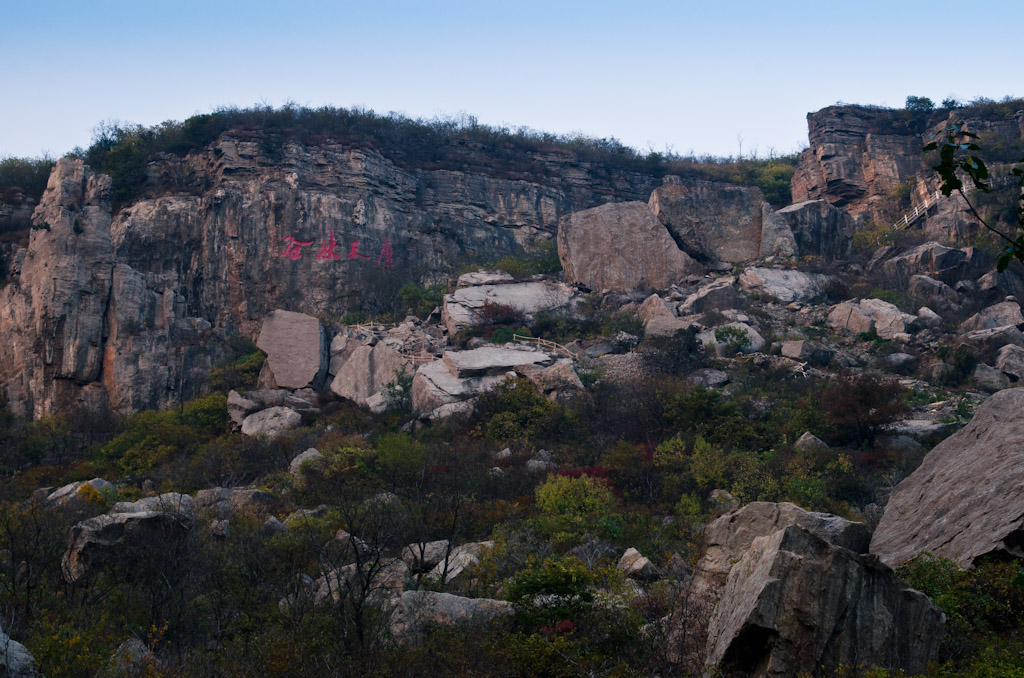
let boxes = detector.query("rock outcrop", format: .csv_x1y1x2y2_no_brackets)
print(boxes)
256,310,327,390
670,502,942,676
0,622,38,678
705,524,943,677
62,510,192,583
441,280,573,335
871,388,1024,568
411,347,565,415
558,201,702,291
648,181,796,263
389,591,512,643
774,199,855,260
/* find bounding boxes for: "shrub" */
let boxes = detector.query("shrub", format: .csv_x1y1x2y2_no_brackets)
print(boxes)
399,283,446,318
822,374,909,446
506,556,595,627
535,473,620,541
474,380,579,445
475,300,527,327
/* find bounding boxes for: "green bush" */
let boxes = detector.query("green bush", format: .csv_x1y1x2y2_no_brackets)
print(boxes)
506,556,595,626
535,473,620,541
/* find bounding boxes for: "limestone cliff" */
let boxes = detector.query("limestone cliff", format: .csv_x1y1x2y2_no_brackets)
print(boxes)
792,104,1024,229
1,137,662,417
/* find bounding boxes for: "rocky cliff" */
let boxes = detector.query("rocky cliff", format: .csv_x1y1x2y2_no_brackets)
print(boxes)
0,139,663,417
792,104,1024,230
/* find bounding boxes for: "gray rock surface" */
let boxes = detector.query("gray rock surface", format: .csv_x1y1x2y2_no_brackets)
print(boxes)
738,267,825,303
648,181,796,262
871,388,1024,567
411,358,508,414
240,406,302,437
618,547,660,581
442,281,573,335
443,347,553,378
256,310,327,390
698,323,766,355
62,511,191,583
0,622,38,678
289,448,324,476
558,201,702,291
678,277,739,315
330,341,410,409
774,199,854,260
389,591,512,643
828,299,916,340
704,524,943,677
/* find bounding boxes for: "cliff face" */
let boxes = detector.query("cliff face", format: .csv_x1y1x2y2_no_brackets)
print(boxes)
792,105,1024,226
1,138,662,417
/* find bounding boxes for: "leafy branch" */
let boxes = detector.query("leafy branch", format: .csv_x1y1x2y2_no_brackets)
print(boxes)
924,122,1024,271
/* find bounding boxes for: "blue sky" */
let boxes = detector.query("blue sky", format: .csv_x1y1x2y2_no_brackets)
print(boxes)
2,0,1021,159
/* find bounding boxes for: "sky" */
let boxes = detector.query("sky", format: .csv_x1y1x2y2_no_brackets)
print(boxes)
2,0,1022,160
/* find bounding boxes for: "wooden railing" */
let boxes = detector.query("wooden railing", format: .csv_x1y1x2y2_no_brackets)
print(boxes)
512,334,577,359
890,189,942,231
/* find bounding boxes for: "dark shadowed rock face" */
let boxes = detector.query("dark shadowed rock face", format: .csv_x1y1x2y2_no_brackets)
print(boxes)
707,525,944,677
668,502,941,676
62,510,191,583
775,199,855,260
871,388,1024,568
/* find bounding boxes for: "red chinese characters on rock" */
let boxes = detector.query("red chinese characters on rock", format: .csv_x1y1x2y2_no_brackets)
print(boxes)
316,230,341,261
279,231,397,268
279,231,314,260
376,238,394,269
347,241,371,260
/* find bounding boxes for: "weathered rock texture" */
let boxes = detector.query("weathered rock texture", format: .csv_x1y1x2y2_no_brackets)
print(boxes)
62,510,192,582
648,181,796,263
256,310,327,389
871,388,1024,568
706,524,943,677
774,199,855,260
557,202,702,291
669,502,941,676
2,136,665,417
792,104,1024,231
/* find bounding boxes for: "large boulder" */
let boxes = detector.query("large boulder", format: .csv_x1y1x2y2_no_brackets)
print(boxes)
110,492,194,518
411,359,507,414
668,503,940,676
678,277,739,315
697,323,766,355
557,201,702,291
389,591,512,644
738,267,825,303
62,511,191,583
688,502,871,596
240,406,302,438
959,300,1024,332
828,299,916,340
882,241,973,284
441,281,573,335
330,341,411,410
0,622,37,678
704,524,943,677
443,347,553,378
871,388,1024,568
255,310,327,390
648,181,796,263
774,199,854,260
